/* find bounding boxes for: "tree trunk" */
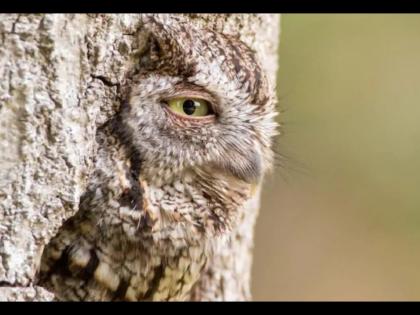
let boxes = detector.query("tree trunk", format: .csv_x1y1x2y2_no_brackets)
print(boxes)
0,14,280,301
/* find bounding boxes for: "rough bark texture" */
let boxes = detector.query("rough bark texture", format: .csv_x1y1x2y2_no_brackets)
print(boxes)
0,14,279,301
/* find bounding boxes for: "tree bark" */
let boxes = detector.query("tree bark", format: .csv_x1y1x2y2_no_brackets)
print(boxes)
0,14,280,301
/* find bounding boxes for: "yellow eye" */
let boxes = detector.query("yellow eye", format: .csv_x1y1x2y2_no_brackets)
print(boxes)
166,98,212,117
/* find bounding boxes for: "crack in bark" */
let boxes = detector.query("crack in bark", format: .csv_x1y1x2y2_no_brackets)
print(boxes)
10,14,21,34
0,281,30,288
91,75,120,88
90,74,122,99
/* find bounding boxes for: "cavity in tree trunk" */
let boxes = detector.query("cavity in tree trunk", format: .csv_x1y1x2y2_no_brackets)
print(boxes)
0,14,280,301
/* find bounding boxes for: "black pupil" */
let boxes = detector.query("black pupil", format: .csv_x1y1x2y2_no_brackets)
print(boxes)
183,100,196,115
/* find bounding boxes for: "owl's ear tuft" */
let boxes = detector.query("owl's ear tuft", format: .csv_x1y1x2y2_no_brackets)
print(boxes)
136,15,197,77
137,32,164,71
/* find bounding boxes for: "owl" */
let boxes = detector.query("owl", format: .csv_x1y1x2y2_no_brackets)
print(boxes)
36,14,278,301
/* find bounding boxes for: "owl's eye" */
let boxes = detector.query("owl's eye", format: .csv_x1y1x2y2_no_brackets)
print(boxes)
166,98,212,117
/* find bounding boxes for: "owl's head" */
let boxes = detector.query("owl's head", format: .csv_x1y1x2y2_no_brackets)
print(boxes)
117,15,277,247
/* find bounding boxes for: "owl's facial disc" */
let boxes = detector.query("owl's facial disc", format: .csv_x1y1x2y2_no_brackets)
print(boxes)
163,91,262,183
120,17,277,241
123,82,269,241
127,81,265,185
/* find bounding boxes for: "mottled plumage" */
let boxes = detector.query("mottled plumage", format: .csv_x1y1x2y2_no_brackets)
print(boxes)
36,14,277,301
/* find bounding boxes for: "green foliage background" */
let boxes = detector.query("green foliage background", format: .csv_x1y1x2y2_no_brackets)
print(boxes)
252,14,420,300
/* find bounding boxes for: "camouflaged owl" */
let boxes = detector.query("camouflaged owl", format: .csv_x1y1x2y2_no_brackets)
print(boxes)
37,14,278,301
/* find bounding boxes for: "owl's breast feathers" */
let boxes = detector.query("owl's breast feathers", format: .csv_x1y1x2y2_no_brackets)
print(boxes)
37,123,208,301
37,181,208,301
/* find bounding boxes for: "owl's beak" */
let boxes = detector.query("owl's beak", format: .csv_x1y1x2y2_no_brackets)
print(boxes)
250,182,259,197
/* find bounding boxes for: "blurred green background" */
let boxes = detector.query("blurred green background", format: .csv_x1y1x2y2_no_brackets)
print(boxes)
252,14,420,301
